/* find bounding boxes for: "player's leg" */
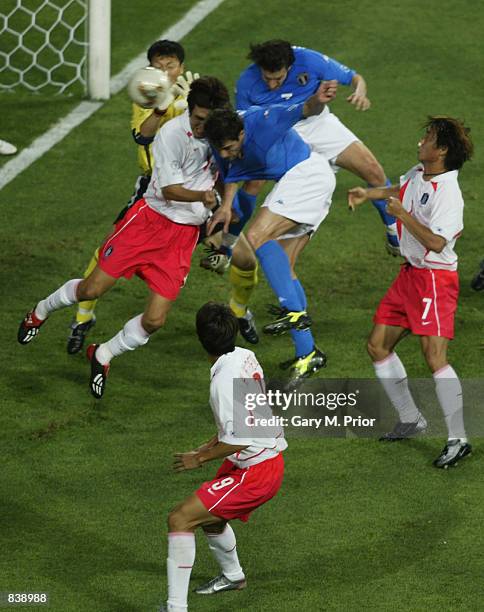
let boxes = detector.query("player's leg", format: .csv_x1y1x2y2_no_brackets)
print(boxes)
68,178,152,353
368,323,427,440
67,247,100,354
335,141,399,255
247,208,312,336
87,291,172,399
163,494,233,611
420,335,471,467
229,233,259,344
18,266,117,345
270,234,326,381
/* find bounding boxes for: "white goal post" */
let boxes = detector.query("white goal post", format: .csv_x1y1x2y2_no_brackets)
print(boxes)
0,0,111,99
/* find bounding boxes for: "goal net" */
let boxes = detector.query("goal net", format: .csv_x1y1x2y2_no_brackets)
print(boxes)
0,0,110,98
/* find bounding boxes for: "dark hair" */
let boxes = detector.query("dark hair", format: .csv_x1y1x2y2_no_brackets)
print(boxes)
187,76,231,113
147,40,185,64
248,40,295,72
423,116,474,170
196,302,238,356
204,109,244,149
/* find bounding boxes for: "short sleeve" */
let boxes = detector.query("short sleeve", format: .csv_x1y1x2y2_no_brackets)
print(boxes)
429,184,464,242
303,48,355,85
235,73,252,110
211,382,253,447
152,128,186,187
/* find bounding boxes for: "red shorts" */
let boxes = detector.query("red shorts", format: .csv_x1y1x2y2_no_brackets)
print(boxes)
98,198,199,301
196,453,284,522
374,264,459,339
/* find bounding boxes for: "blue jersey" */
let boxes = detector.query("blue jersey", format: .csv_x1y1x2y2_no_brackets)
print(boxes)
213,103,310,183
236,46,355,110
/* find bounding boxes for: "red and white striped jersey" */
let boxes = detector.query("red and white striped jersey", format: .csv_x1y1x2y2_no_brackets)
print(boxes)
398,164,463,271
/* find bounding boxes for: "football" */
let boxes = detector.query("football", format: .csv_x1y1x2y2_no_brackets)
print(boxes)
127,66,172,109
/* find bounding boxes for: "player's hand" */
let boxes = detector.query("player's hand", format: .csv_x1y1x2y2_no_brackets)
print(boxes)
316,79,338,103
206,205,232,235
156,89,176,112
173,451,202,472
348,186,369,210
202,190,218,209
347,92,371,111
172,71,200,98
386,196,404,217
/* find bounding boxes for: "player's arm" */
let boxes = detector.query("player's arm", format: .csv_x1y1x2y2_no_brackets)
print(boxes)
302,80,338,118
173,439,249,471
347,185,400,210
206,181,239,234
310,49,369,111
162,184,217,208
138,108,170,138
386,197,446,252
347,73,371,111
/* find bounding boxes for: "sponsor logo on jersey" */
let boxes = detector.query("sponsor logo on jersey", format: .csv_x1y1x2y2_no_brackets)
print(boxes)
281,92,293,100
171,160,181,170
104,246,114,258
420,193,429,205
297,72,309,86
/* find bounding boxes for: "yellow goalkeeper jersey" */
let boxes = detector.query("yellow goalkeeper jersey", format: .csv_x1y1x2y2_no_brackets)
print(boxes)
131,97,186,176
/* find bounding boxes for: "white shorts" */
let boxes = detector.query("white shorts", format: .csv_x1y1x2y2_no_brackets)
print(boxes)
262,152,336,240
294,106,359,167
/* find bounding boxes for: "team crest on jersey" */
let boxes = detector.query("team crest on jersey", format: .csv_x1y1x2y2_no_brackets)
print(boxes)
420,193,430,206
297,72,309,85
104,246,114,258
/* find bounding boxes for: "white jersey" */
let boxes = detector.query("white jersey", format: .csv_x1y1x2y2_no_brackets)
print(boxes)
144,111,217,225
399,164,463,271
210,347,287,468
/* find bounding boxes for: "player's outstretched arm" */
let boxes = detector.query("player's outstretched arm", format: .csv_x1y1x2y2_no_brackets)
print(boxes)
348,184,399,210
347,74,371,111
173,441,249,471
302,80,338,118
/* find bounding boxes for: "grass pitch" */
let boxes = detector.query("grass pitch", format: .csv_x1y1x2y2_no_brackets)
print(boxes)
1,1,484,610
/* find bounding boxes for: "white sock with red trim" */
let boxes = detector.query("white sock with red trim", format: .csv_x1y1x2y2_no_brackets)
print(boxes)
205,524,245,582
35,279,82,320
95,314,149,365
433,365,467,442
166,532,195,611
374,352,424,423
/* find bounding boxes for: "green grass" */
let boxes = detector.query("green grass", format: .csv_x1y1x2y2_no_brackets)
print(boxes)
1,0,484,610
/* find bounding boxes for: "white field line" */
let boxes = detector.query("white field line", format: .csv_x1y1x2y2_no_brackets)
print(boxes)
0,0,226,192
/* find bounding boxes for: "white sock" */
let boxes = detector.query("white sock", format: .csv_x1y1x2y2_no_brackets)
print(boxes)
205,525,245,582
166,532,195,611
374,352,423,423
95,314,149,365
35,279,82,320
433,365,467,442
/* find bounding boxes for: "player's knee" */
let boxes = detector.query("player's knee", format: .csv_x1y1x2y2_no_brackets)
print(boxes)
422,346,446,373
232,243,257,271
168,508,188,532
77,278,102,301
141,312,166,333
367,337,387,361
246,226,266,252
